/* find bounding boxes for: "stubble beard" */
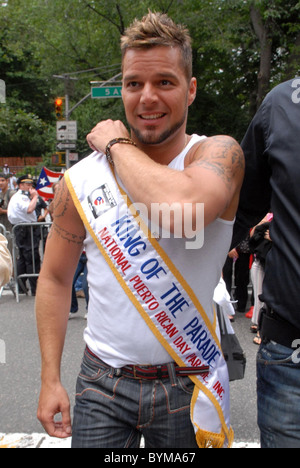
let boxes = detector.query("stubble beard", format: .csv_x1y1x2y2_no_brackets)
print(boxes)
129,112,187,146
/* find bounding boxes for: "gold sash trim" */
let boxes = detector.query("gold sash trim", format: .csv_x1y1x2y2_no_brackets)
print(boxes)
65,165,233,448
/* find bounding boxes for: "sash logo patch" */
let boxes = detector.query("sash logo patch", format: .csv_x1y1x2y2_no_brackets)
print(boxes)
88,184,117,219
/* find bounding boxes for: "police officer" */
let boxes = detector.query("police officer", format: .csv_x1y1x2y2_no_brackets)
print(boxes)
8,175,40,295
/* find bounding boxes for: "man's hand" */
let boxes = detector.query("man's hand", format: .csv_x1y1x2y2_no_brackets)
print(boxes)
228,248,239,261
28,186,38,199
27,187,39,214
37,382,72,439
265,229,272,242
87,119,130,153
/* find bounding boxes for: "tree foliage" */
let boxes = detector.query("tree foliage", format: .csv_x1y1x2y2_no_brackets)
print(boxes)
0,0,299,159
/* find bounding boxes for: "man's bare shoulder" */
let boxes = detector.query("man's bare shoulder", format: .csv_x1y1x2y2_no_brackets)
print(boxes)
187,135,245,191
48,177,85,246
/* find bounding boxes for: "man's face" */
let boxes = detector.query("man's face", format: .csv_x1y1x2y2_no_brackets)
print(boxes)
19,182,33,192
122,46,196,147
0,178,8,192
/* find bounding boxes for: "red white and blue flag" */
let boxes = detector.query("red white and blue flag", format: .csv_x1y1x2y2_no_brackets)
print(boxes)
36,167,64,199
94,196,104,206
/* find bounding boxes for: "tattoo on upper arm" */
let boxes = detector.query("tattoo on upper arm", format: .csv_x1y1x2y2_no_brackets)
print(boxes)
49,221,85,245
52,178,70,218
48,177,85,245
189,136,245,190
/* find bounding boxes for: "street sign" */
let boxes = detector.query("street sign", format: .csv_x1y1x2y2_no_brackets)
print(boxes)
56,121,77,141
0,79,6,104
69,153,79,162
91,86,122,99
56,141,77,151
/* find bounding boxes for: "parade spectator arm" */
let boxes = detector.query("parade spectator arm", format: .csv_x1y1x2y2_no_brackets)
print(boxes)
27,187,39,214
0,234,12,287
36,178,85,438
0,205,7,216
231,100,272,248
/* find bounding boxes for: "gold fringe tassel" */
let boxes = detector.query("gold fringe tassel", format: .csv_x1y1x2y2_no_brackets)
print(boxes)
196,427,234,449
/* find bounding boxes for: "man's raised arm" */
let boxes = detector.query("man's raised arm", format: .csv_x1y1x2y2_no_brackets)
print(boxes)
87,121,245,230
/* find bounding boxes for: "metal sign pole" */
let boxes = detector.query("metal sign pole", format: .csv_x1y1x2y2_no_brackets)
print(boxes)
0,79,6,104
53,71,122,168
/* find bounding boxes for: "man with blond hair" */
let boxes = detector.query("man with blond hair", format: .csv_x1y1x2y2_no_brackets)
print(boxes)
36,12,244,448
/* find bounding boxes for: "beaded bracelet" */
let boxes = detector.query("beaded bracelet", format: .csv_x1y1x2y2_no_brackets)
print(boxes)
105,138,137,166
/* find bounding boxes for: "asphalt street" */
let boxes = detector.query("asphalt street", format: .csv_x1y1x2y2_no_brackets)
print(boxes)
0,290,260,446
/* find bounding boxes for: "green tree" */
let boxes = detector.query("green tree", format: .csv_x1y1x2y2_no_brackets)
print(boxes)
0,106,53,158
1,0,299,160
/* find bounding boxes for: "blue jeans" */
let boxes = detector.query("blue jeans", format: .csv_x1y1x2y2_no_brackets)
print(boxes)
70,253,89,313
257,340,300,448
71,349,198,448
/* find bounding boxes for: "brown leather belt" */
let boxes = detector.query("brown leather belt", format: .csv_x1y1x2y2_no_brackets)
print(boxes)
86,347,209,380
122,364,210,380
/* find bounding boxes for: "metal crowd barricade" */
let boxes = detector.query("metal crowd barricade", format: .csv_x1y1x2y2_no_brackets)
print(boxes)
0,223,7,236
11,222,52,303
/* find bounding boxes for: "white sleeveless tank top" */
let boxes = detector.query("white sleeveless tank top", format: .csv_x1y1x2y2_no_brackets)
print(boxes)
68,135,234,367
168,134,206,170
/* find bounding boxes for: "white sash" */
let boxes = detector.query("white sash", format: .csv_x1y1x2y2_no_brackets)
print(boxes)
65,153,234,448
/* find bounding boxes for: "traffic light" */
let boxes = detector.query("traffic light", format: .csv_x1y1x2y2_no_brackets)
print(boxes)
52,152,65,166
54,97,64,120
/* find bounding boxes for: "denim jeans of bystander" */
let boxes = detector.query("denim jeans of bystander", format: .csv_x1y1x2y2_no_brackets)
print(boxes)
257,340,300,448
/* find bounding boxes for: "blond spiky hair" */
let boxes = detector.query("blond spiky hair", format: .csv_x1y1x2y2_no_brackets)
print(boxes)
121,11,193,81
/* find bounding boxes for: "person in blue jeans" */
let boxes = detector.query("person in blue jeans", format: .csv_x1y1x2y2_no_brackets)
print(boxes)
70,251,89,316
232,78,300,448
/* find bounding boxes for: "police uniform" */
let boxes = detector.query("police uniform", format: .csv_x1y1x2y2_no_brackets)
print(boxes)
7,175,40,295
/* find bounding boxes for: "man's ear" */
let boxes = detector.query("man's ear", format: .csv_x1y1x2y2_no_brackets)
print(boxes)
188,77,197,107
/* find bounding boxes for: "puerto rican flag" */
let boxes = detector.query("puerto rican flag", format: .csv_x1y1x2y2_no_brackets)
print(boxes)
94,196,104,206
36,167,64,199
